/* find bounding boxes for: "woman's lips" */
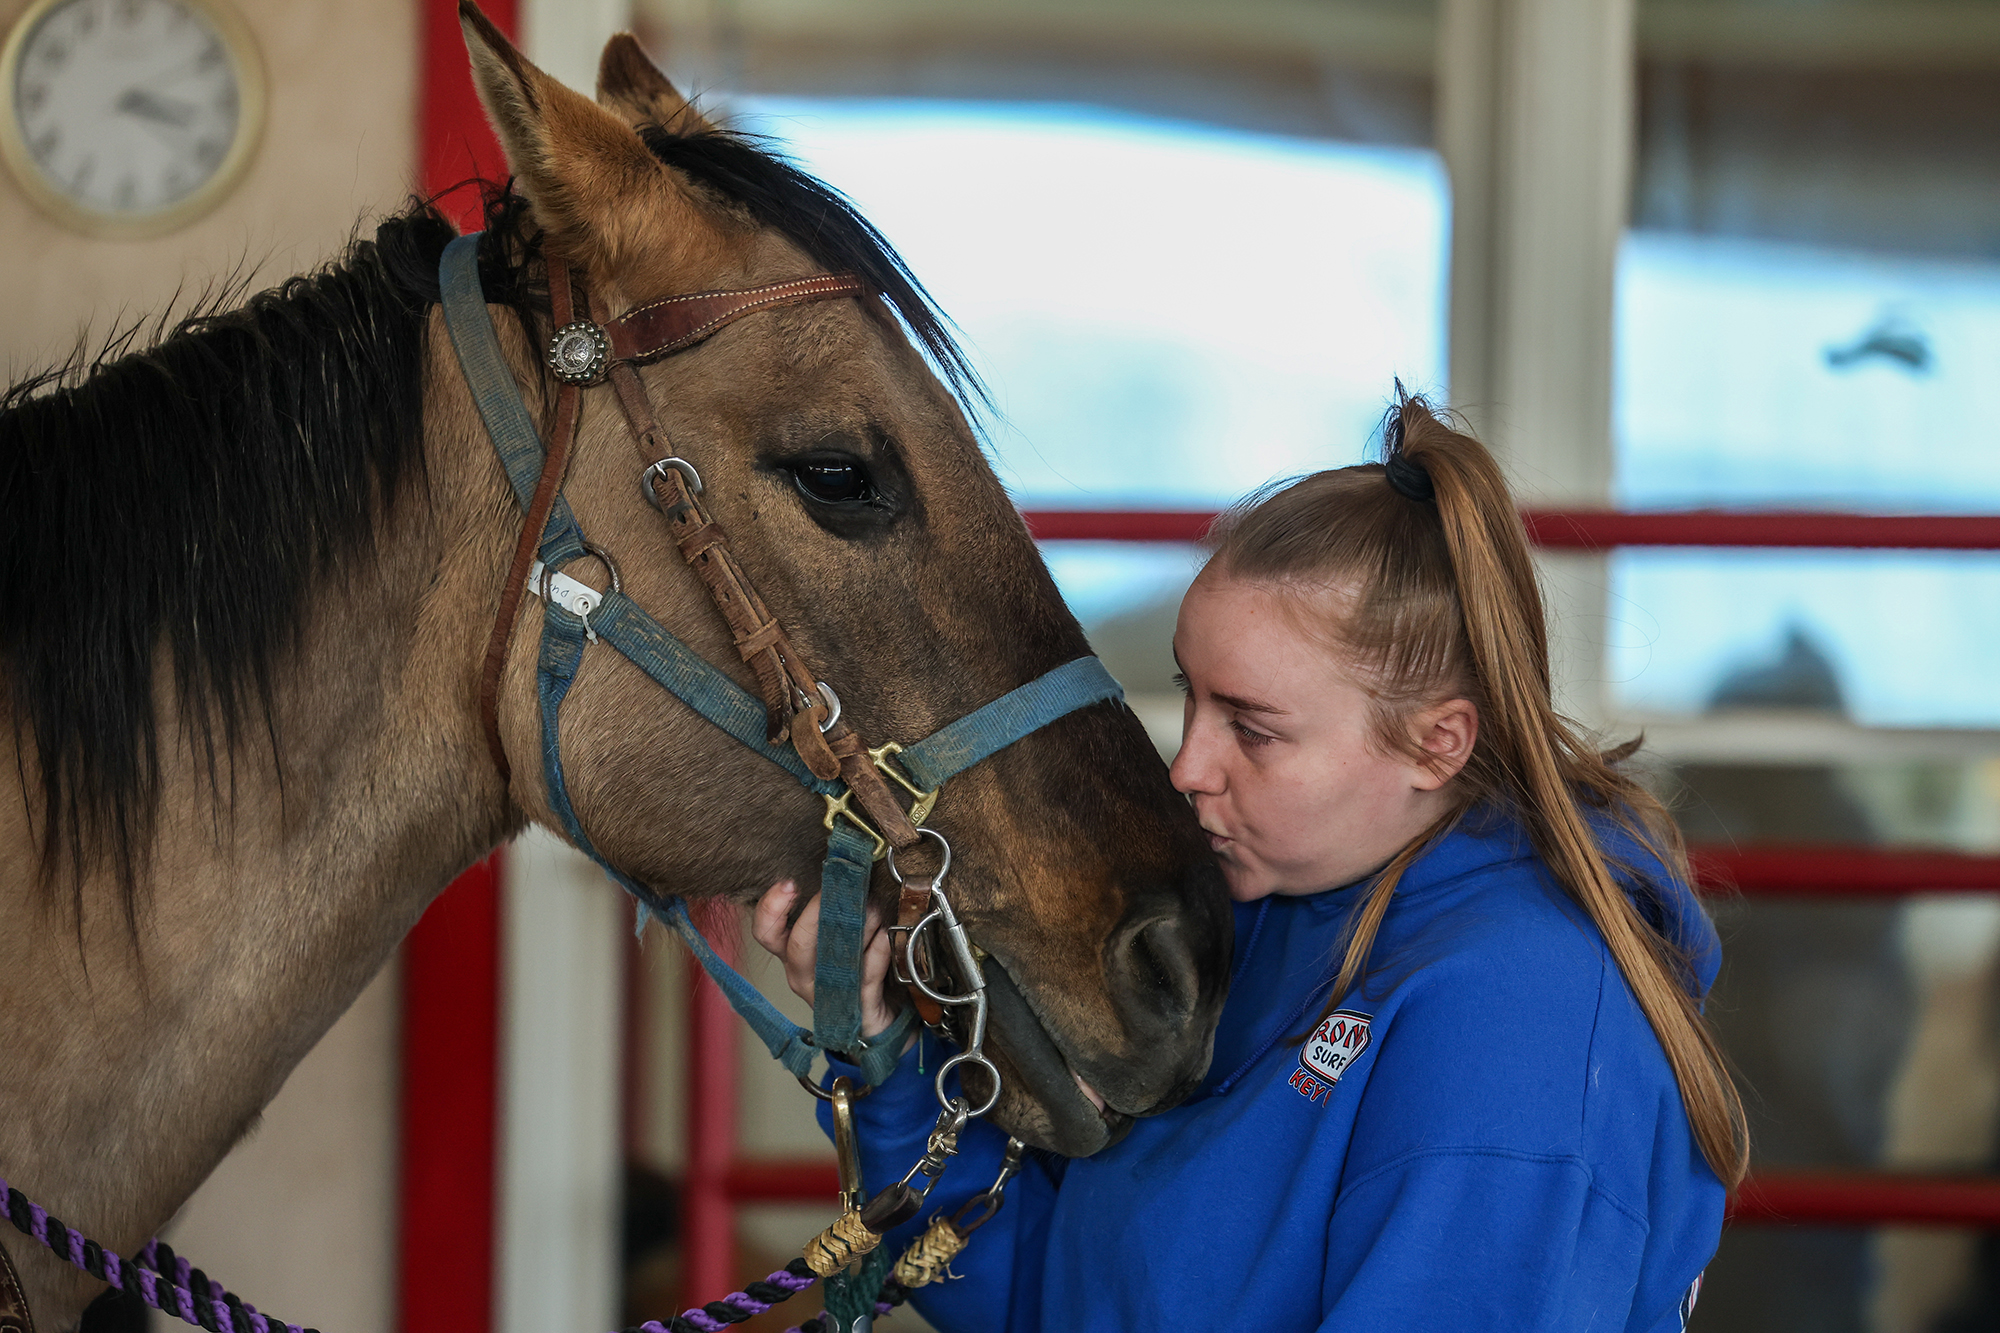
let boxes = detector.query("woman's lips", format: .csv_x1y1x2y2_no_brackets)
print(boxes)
1205,828,1232,854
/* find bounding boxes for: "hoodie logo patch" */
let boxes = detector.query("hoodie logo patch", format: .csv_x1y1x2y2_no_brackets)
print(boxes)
1290,1009,1372,1104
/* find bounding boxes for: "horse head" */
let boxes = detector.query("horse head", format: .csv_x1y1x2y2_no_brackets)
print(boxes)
456,5,1230,1154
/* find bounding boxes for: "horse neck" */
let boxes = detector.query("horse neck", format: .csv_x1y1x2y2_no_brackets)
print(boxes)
0,313,519,1324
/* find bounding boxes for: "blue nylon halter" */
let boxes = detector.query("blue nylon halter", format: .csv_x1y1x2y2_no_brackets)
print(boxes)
438,234,1125,1085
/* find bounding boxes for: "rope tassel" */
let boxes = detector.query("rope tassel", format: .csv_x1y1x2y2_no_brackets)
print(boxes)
803,1209,881,1278
890,1216,967,1289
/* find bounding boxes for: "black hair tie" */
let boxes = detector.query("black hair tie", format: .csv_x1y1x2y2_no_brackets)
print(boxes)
1385,451,1435,503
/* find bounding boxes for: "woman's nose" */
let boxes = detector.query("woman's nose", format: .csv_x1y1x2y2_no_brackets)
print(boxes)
1169,711,1222,796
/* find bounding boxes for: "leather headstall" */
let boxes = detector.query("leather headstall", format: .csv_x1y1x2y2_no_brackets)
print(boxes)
446,232,1127,1083
471,254,927,840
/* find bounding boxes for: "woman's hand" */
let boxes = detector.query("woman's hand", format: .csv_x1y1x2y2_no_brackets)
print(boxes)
751,880,901,1039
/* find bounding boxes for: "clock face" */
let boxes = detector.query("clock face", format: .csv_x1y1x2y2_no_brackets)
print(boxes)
1,0,263,235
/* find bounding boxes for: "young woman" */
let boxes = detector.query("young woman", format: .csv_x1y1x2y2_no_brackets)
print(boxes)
753,396,1747,1332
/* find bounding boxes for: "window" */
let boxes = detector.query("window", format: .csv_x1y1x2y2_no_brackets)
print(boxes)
1611,0,2000,727
741,97,1449,702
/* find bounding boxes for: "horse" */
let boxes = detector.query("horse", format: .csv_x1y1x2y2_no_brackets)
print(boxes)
0,9,1231,1328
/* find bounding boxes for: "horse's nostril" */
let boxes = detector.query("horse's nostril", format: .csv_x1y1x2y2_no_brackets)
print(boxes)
1115,915,1201,1024
1078,871,1232,1114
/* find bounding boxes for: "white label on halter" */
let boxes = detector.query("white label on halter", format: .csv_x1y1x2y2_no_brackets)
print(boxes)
528,561,603,620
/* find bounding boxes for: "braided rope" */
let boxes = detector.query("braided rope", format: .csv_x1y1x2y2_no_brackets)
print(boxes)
2,1181,313,1333
1,1177,927,1333
2,1177,831,1333
621,1260,821,1333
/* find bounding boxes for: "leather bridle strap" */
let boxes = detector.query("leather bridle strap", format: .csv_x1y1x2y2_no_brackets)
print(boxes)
604,274,871,364
475,246,587,784
600,347,829,764
590,292,922,850
0,1235,34,1333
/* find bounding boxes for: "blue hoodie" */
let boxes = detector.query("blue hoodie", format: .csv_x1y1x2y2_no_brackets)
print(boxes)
822,807,1726,1332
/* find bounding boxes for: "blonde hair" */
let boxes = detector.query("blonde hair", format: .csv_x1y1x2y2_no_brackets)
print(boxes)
1207,394,1749,1186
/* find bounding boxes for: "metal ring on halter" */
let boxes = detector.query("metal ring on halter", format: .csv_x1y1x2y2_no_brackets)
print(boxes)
937,1051,1003,1118
885,828,952,886
641,456,704,506
903,910,983,1007
815,681,842,733
538,541,624,603
583,541,623,595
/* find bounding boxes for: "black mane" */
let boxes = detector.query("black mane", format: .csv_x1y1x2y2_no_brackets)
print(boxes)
638,123,984,404
2,130,974,921
1,206,464,915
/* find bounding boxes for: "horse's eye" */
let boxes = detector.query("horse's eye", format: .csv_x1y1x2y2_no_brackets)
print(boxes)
792,460,876,505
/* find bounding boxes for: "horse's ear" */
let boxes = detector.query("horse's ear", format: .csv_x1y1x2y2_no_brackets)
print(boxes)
457,2,711,279
596,33,716,134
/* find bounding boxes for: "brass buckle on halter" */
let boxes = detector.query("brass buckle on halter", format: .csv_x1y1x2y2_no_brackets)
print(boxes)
820,743,940,861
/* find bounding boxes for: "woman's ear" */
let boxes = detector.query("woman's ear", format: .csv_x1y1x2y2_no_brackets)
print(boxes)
1409,698,1478,790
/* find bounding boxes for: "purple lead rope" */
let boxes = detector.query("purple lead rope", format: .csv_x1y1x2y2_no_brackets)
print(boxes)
1,1178,301,1333
2,1174,911,1333
634,1266,818,1333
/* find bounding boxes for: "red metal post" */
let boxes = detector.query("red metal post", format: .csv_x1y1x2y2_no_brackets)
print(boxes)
684,969,741,1306
622,928,649,1160
398,853,505,1333
421,0,518,231
1023,510,1218,543
397,7,519,1333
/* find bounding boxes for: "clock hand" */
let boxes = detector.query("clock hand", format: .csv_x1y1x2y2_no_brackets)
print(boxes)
115,87,197,128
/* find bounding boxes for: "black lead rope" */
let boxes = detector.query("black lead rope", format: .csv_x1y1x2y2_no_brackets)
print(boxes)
3,1183,313,1333
4,1179,918,1333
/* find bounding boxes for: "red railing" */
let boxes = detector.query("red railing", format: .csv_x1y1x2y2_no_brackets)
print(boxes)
1730,1173,2000,1228
668,505,2000,1298
1693,845,2000,1226
1693,847,2000,898
1023,507,2000,550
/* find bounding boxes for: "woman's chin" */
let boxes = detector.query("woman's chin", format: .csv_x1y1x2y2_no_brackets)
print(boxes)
1222,863,1273,902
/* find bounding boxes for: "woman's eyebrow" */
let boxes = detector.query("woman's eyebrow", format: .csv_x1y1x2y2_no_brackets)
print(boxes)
1173,650,1289,716
1213,690,1290,717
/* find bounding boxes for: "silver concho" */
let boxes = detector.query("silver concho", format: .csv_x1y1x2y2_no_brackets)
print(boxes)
546,321,610,385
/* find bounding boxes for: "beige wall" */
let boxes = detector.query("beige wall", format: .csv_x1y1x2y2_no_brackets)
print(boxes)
161,967,403,1333
0,0,417,380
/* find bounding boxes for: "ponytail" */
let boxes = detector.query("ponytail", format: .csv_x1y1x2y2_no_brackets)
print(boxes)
1210,394,1749,1186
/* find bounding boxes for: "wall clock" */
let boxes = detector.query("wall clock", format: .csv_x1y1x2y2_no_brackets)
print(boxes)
0,0,265,239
